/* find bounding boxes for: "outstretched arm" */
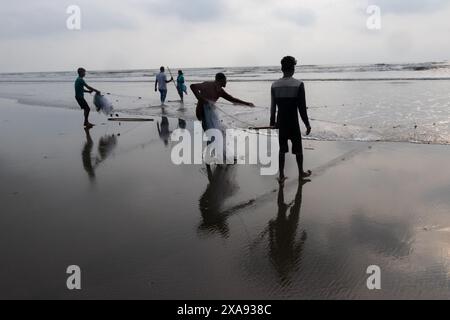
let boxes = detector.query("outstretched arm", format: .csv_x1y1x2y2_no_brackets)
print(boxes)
220,89,254,107
298,83,311,135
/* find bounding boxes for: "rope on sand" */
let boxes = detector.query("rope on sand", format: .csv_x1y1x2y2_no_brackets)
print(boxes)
108,118,154,122
216,101,266,110
105,92,144,100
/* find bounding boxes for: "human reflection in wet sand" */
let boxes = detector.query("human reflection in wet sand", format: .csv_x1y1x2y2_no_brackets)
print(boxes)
268,179,309,284
82,128,96,182
96,134,118,164
198,165,238,238
178,118,186,130
157,116,172,147
81,128,118,182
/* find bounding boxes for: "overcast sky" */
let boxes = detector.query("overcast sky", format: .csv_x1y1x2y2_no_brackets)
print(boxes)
1,0,450,72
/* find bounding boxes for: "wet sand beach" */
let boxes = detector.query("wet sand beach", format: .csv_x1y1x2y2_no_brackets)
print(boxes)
1,98,449,299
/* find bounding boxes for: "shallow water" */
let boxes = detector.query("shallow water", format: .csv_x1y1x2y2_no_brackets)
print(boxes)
0,76,449,144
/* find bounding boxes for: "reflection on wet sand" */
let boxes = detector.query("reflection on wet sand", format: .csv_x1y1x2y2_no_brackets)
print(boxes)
268,179,309,285
97,134,118,164
197,164,310,285
178,118,186,130
349,213,414,258
157,116,172,147
81,128,118,182
82,128,96,182
198,165,239,238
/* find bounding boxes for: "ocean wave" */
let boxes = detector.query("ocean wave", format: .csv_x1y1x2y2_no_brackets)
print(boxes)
2,62,449,82
2,77,450,84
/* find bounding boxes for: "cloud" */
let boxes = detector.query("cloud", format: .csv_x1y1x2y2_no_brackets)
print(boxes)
145,0,227,22
0,1,136,39
1,0,450,72
275,7,317,27
368,0,450,14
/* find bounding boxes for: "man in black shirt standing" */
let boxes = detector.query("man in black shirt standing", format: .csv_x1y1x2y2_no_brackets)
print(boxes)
270,56,312,184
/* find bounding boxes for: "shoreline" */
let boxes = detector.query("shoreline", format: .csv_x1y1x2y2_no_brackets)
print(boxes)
1,96,448,146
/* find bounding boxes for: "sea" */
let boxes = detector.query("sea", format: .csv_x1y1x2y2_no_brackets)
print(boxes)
1,61,449,144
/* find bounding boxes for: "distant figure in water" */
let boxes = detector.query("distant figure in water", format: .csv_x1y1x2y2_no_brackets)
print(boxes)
75,68,101,128
270,56,312,184
176,70,188,103
155,67,173,106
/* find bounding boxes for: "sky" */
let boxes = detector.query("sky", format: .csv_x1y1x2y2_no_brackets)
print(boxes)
1,0,450,72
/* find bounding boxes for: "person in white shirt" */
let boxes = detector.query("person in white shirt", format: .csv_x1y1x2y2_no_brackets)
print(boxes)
154,66,174,105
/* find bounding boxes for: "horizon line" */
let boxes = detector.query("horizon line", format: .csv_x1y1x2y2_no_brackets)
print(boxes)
0,59,448,75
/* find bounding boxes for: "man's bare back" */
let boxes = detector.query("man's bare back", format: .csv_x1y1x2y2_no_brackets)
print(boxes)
193,81,224,105
191,73,254,122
